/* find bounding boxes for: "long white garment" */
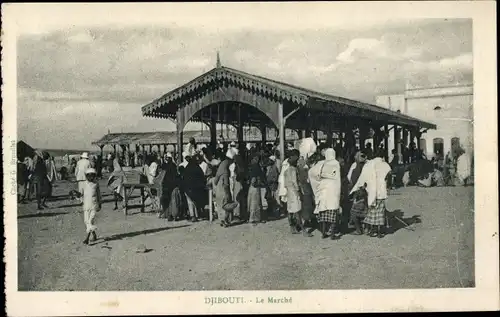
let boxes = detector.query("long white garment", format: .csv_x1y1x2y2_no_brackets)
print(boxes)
278,158,290,202
350,157,391,206
75,159,91,181
147,162,158,184
456,153,471,181
347,162,357,183
229,162,236,177
81,181,100,233
313,150,341,213
308,161,321,198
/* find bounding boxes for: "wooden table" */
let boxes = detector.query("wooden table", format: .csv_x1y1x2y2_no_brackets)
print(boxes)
122,182,148,215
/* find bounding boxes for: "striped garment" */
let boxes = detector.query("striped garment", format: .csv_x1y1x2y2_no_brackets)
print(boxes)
363,199,386,226
350,197,367,221
317,209,339,223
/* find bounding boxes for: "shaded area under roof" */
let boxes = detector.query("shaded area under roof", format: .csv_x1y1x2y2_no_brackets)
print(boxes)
141,66,437,130
92,129,330,147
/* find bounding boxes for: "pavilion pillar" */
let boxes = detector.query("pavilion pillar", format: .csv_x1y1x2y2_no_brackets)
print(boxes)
384,125,389,161
210,118,217,153
373,125,383,151
176,110,184,165
410,129,420,148
402,127,409,163
416,130,422,151
304,129,311,138
394,126,402,164
402,128,409,148
99,145,104,158
278,103,285,163
344,125,355,163
326,125,333,148
312,130,318,142
260,122,267,147
359,125,368,150
113,144,117,155
237,124,244,147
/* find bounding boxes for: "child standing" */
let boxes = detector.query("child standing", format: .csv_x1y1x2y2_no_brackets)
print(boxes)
349,185,368,235
81,168,102,245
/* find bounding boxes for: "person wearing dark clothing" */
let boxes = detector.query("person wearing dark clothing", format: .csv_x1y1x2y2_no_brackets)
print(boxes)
402,145,410,164
96,155,103,179
247,154,267,224
160,156,181,220
364,143,374,160
32,154,50,210
182,158,207,222
389,149,399,168
17,160,30,203
266,156,280,218
347,151,368,234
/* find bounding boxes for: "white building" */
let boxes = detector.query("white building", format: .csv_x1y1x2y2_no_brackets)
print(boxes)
376,83,473,159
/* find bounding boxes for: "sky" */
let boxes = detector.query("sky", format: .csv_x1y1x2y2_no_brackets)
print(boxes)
13,3,473,150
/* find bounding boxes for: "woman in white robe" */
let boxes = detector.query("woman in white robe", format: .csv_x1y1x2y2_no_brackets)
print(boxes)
456,149,471,186
277,158,290,204
310,148,342,239
350,153,391,238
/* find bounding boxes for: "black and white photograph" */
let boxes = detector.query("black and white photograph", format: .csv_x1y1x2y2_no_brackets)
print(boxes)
3,2,498,315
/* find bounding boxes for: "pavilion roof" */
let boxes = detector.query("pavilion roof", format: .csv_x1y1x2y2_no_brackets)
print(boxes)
141,66,437,130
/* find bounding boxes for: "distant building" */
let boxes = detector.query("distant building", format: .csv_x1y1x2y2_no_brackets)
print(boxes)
376,83,473,159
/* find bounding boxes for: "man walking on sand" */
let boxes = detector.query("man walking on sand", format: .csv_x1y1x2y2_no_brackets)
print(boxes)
75,152,91,204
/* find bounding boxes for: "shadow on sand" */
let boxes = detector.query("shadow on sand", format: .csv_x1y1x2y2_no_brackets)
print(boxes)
18,211,69,219
385,209,422,234
92,224,191,245
55,202,83,209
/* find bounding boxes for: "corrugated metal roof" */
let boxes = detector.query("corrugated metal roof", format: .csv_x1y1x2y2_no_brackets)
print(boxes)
141,66,437,129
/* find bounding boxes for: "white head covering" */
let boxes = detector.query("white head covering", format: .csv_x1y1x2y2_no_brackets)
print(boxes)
230,141,236,147
246,143,252,150
349,157,391,206
226,148,235,159
81,152,89,159
324,148,336,160
269,155,276,162
166,152,173,158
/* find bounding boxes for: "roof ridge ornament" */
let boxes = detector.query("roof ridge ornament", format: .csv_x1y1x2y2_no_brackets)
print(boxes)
216,51,221,68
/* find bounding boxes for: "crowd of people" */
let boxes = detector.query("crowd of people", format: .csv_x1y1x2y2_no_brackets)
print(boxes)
17,136,473,245
17,151,58,210
92,137,397,240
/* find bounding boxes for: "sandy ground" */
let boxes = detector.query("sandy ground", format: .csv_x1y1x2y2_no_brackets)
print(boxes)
17,178,474,291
